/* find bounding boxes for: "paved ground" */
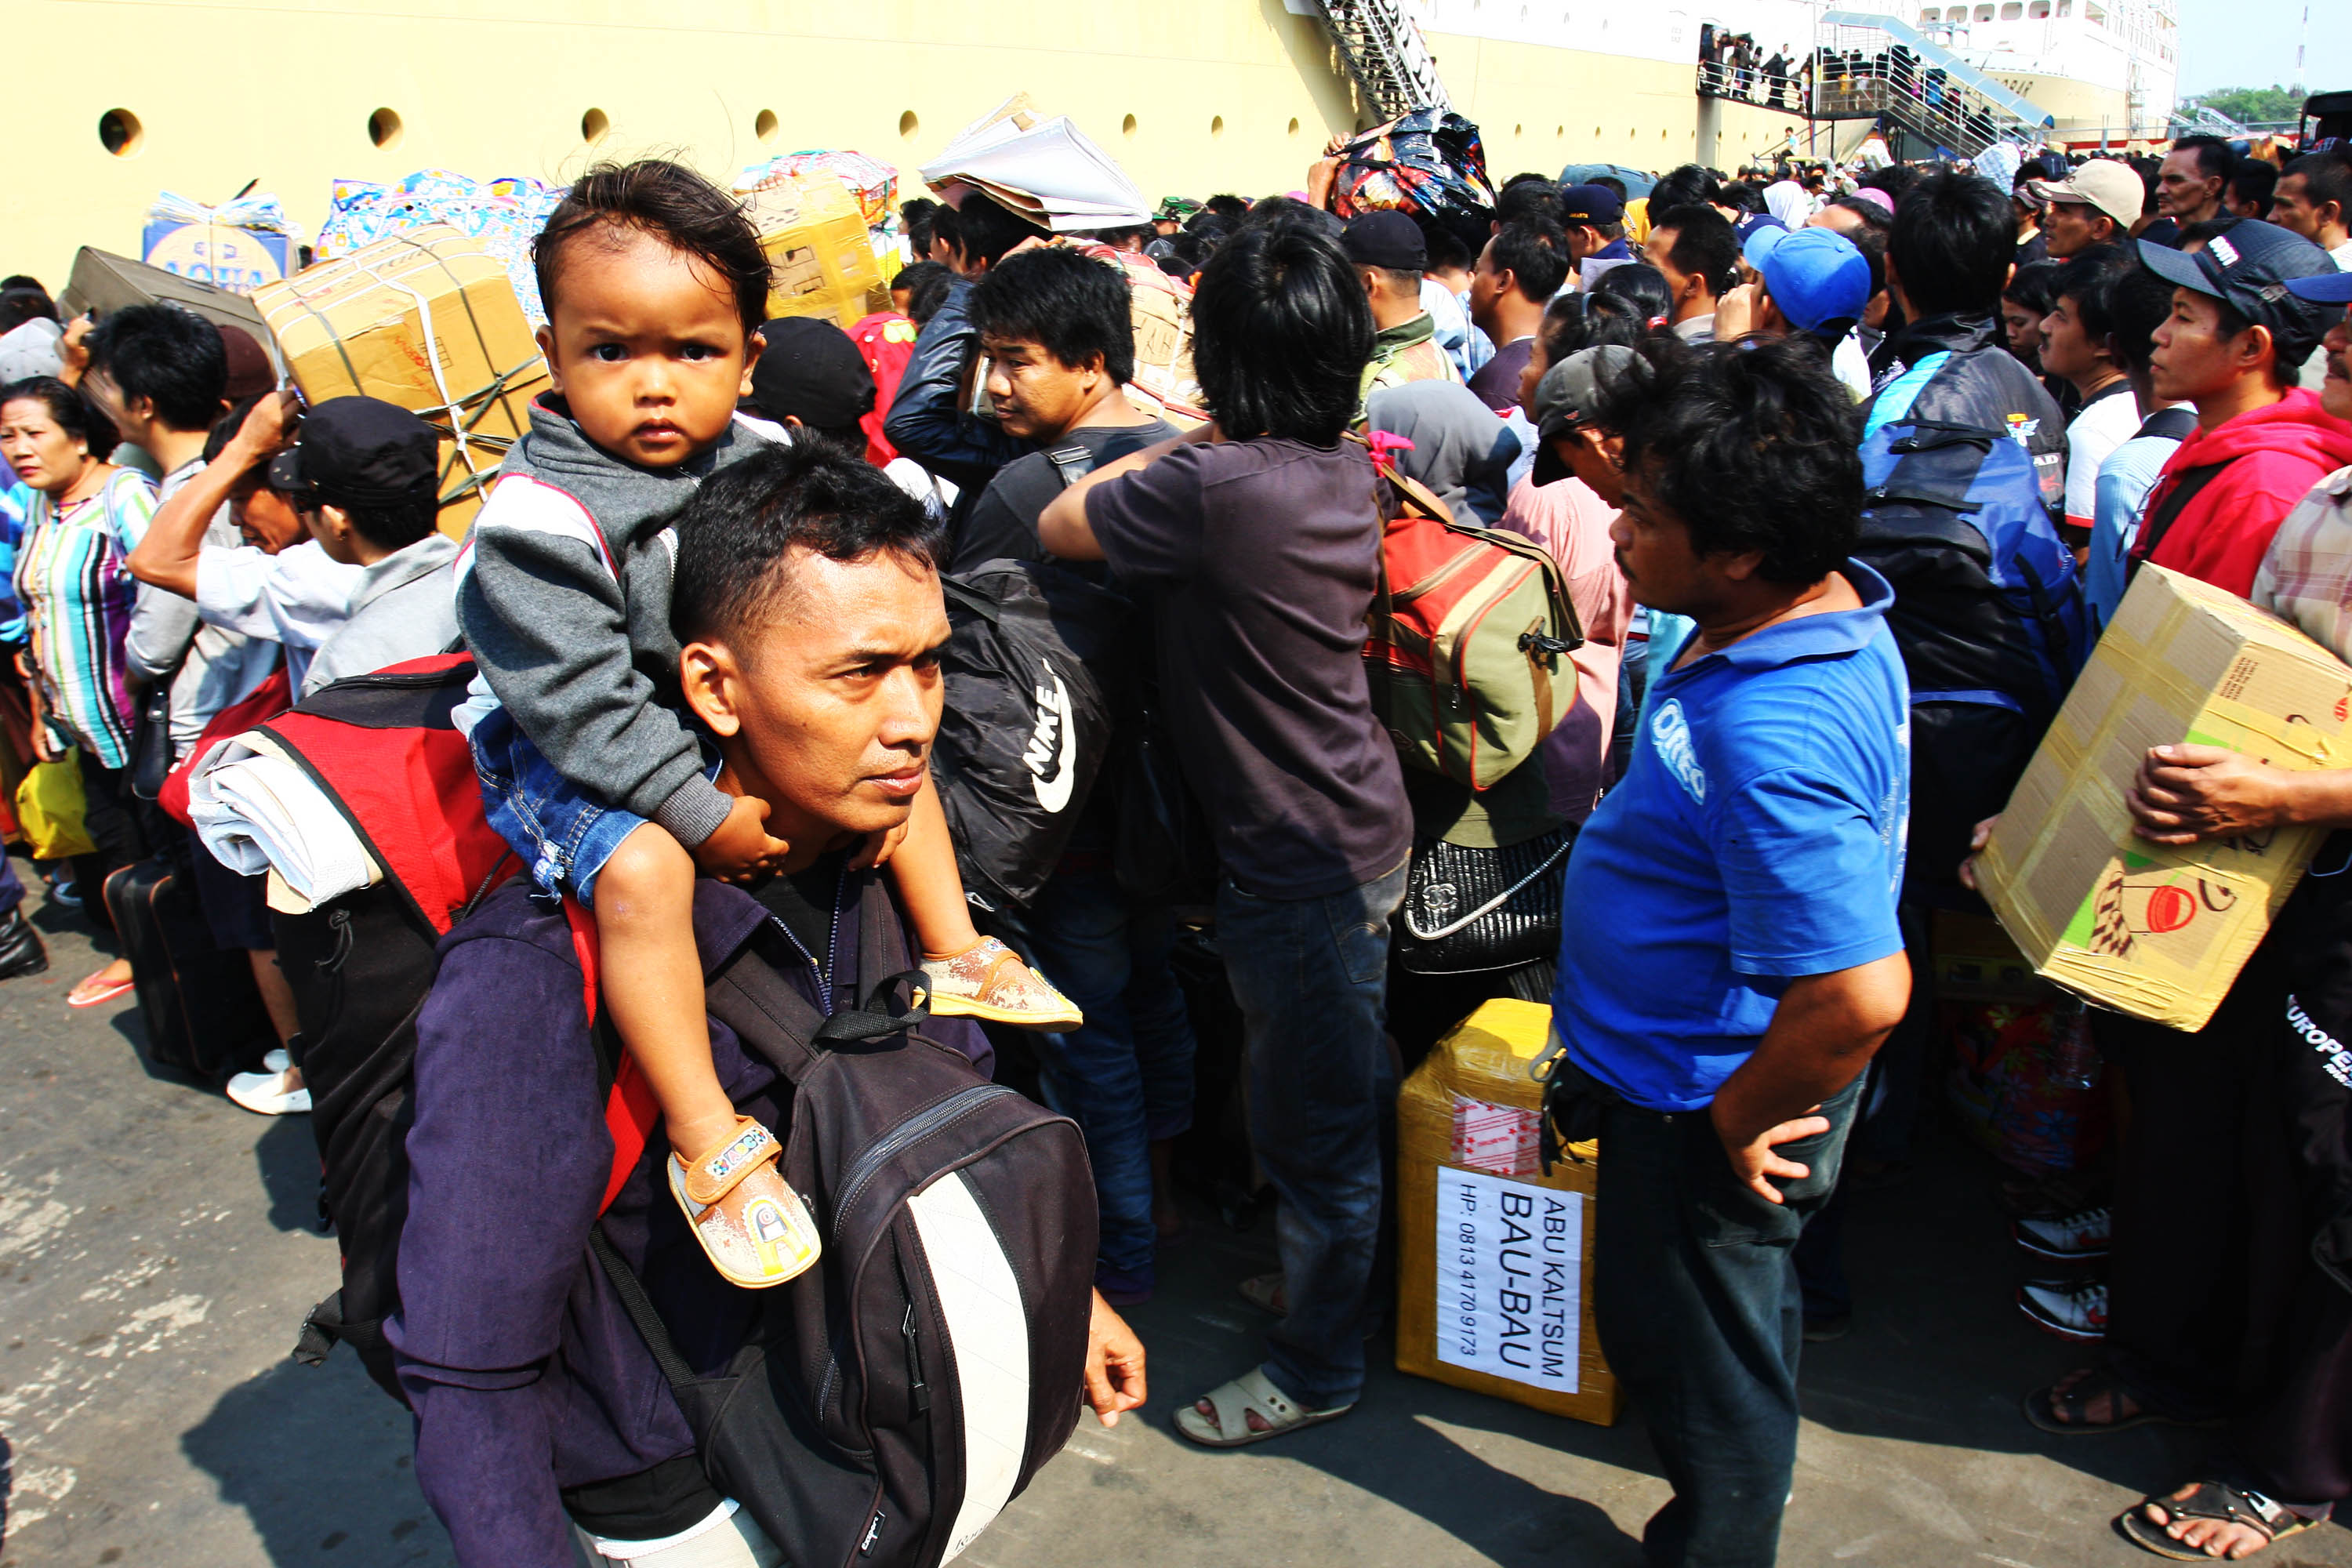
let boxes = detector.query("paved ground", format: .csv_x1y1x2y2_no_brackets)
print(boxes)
3,855,2349,1568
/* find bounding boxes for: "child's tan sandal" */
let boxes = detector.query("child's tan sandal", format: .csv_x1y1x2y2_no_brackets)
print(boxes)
920,935,1083,1029
668,1117,822,1289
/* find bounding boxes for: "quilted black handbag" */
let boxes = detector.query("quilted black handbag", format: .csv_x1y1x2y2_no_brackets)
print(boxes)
1393,826,1574,975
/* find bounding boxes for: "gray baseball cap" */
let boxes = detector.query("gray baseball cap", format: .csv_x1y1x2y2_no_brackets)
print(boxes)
1530,345,1645,486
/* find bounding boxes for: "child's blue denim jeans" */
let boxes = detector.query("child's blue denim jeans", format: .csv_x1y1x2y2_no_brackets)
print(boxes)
468,705,652,909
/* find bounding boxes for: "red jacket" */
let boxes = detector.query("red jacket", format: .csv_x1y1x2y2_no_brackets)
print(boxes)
2143,389,2352,597
849,310,920,466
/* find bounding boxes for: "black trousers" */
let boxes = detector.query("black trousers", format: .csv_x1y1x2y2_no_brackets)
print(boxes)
2101,866,2352,1503
71,748,156,936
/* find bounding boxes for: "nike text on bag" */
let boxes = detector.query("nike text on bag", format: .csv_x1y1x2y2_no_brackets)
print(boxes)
931,559,1124,911
1361,443,1584,792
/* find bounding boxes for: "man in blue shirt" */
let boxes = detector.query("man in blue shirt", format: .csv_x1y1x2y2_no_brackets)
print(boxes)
1548,339,1912,1568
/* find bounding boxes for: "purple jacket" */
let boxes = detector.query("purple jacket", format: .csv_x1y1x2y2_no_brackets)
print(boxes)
388,873,988,1566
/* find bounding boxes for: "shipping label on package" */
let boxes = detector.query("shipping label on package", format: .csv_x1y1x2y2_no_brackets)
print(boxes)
1433,1166,1582,1393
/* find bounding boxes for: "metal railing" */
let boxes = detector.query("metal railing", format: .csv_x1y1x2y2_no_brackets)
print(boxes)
1310,0,1454,121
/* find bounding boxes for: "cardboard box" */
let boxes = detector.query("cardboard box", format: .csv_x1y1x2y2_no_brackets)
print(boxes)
140,220,292,294
1395,998,1619,1426
60,248,284,376
745,176,883,332
254,226,548,537
1980,564,2352,1030
1930,909,2060,1005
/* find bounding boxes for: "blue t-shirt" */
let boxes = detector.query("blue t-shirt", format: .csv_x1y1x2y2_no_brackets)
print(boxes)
1552,561,1911,1112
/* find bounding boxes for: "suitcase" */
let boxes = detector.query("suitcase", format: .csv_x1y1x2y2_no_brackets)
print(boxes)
103,852,274,1080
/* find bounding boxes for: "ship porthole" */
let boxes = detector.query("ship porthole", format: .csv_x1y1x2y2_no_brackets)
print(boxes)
98,108,143,158
1288,117,1301,136
582,108,610,145
368,107,405,151
756,109,779,144
1123,114,1139,139
899,110,921,140
1555,124,1566,136
1210,115,1225,138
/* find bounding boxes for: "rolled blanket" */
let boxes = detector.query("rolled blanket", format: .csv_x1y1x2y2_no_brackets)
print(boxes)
187,735,379,908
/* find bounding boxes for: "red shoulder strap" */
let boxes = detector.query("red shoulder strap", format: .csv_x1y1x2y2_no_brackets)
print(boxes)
161,662,293,829
564,896,660,1217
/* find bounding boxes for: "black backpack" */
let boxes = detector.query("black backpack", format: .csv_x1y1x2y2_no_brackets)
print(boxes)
931,557,1128,913
241,655,1099,1566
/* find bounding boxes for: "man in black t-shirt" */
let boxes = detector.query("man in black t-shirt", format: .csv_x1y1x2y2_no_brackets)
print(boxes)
1042,223,1412,1450
952,245,1202,1312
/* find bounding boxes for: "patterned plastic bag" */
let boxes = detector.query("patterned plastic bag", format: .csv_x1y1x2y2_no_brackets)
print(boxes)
1331,109,1497,254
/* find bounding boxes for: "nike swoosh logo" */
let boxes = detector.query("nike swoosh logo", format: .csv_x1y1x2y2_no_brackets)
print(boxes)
1031,658,1076,815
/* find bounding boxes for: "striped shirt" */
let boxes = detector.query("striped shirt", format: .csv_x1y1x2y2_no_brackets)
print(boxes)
0,478,27,645
2252,464,2352,665
12,468,157,769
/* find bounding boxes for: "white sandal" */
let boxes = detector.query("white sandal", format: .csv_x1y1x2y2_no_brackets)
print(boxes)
1173,1367,1354,1448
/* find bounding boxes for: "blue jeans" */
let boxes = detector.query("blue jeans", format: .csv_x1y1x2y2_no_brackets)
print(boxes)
469,706,653,909
0,851,23,916
1595,1075,1863,1568
1215,855,1409,1410
1023,867,1199,1287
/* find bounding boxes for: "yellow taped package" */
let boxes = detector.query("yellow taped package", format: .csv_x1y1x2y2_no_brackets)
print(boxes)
1395,998,1620,1426
746,176,883,332
254,225,549,539
1980,563,2352,1030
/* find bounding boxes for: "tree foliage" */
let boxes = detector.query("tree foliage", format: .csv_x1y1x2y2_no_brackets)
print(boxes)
2185,85,2305,125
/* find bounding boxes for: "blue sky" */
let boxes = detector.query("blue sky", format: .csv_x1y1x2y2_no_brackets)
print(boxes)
2176,0,2350,94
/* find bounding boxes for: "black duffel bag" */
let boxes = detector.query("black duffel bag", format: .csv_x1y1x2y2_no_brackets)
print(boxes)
1392,826,1574,975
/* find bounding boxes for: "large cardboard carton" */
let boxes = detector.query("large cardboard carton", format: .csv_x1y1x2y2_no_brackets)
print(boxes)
140,220,292,294
1980,564,2352,1030
253,226,548,537
746,175,883,332
60,249,284,376
1395,999,1619,1426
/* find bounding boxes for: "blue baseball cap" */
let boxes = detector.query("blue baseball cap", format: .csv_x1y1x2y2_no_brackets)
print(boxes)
1741,225,1871,334
2285,270,2352,305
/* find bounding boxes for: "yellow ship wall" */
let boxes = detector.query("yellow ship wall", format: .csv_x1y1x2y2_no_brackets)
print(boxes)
15,0,1833,290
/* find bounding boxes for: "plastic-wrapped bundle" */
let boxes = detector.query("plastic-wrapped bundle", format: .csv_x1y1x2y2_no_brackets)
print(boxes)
314,170,568,322
1330,109,1497,254
734,150,899,227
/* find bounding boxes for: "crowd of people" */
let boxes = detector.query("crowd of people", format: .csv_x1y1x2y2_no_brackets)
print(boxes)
3,122,2352,1568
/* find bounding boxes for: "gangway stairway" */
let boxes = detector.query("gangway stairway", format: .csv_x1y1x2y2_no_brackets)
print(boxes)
1307,0,1454,121
1808,10,2056,158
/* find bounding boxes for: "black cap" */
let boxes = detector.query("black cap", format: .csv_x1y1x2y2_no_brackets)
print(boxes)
749,317,876,430
2136,221,2340,365
267,396,439,511
1341,210,1427,271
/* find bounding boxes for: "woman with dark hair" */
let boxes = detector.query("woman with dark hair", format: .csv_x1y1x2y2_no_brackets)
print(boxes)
1594,262,1676,330
0,376,158,1007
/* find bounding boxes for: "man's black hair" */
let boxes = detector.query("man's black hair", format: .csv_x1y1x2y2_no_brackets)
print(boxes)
1537,292,1660,367
1,376,120,459
927,201,963,263
82,303,227,432
1646,204,1740,296
2049,243,2135,346
1593,263,1673,325
1890,171,2015,318
1495,179,1565,228
340,497,440,554
892,260,956,327
945,192,1051,272
1203,194,1250,223
1650,164,1717,213
2227,157,2277,220
0,288,56,333
1489,220,1571,302
2107,264,2176,376
535,160,772,339
1828,194,1893,234
2003,257,2063,314
1189,224,1372,445
2284,150,2352,224
0,275,43,294
900,197,942,260
1421,220,1475,274
970,247,1137,385
204,395,267,466
1714,178,1764,216
1858,163,1919,204
1612,336,1861,583
1592,176,1628,202
2172,135,2233,183
1838,216,1889,298
671,438,942,645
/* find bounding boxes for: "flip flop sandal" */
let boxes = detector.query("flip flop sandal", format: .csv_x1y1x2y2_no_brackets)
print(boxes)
2117,1480,2330,1560
67,968,135,1008
1174,1368,1355,1449
921,937,1083,1029
2023,1369,2218,1436
670,1117,822,1290
1239,1271,1287,1316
